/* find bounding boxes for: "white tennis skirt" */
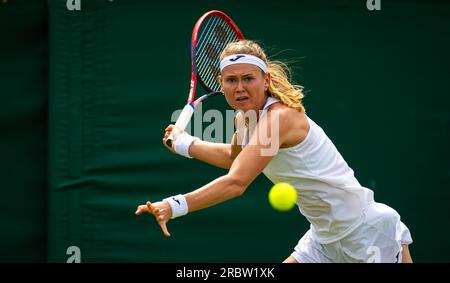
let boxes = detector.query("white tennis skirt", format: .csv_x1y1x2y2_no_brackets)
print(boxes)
292,202,413,263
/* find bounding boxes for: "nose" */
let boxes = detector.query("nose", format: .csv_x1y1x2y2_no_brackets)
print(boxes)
236,79,245,93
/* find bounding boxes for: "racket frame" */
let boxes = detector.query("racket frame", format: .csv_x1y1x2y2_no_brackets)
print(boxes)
166,10,245,148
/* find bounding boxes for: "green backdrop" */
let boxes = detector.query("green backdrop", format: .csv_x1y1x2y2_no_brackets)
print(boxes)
1,0,449,262
0,0,47,262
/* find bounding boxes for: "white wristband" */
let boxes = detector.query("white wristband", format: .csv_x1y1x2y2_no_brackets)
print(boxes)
173,133,199,159
163,194,188,219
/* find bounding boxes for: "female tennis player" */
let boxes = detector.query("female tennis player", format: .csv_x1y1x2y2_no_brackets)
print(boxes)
135,40,413,263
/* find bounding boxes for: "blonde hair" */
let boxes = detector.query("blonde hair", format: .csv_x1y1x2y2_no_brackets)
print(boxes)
220,40,305,112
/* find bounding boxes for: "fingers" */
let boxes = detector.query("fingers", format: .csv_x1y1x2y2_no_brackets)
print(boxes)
147,201,171,237
159,221,171,237
165,124,175,132
162,125,176,151
136,200,172,237
146,201,158,215
162,136,175,151
164,131,171,140
135,201,157,215
135,204,149,215
164,125,174,139
145,202,165,220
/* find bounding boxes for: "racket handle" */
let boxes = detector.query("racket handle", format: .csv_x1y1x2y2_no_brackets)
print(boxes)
166,104,194,148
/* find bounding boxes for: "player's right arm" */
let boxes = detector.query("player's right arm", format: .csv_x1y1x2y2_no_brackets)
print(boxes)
189,136,236,169
162,113,244,169
190,119,244,168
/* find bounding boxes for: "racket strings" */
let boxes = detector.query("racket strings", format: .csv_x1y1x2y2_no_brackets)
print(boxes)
196,20,236,73
195,15,240,92
196,16,219,52
196,20,224,83
199,24,236,89
197,19,235,60
195,17,220,68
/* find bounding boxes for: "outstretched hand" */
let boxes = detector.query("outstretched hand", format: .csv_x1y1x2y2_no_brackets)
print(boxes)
135,201,172,237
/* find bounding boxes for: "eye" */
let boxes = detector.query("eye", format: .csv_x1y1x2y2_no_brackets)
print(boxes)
226,77,236,83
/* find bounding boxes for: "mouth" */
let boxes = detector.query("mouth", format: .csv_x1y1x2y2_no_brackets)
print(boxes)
235,96,249,103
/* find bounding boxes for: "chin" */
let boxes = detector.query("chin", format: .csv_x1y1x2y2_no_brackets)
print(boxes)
234,105,252,112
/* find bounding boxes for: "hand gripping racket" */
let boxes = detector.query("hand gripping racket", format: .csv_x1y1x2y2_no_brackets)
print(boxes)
165,10,245,148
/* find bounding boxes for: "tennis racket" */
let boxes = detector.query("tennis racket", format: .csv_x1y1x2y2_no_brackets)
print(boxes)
165,10,245,147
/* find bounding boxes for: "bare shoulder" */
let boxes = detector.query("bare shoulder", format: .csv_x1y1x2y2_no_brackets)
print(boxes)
268,103,309,148
268,102,307,127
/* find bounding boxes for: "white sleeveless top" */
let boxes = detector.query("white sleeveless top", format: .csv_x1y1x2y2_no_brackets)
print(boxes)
242,97,375,244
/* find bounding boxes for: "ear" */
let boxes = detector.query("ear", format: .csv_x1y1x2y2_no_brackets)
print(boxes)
217,75,224,92
264,72,271,91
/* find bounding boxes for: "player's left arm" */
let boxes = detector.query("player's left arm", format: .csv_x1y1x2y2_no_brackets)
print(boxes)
136,108,291,236
185,108,291,212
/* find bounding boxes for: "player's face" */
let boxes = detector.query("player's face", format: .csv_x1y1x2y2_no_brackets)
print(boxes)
219,64,269,112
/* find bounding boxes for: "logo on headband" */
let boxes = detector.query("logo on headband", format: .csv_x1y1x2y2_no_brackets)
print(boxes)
229,55,245,62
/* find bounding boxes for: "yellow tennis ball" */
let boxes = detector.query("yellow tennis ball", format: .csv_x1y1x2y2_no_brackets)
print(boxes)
268,182,297,211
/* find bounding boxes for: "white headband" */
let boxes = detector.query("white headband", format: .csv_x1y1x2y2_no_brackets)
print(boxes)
220,54,268,73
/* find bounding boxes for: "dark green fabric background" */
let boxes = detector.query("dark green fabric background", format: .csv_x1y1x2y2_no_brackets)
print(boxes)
0,0,47,262
1,0,449,262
